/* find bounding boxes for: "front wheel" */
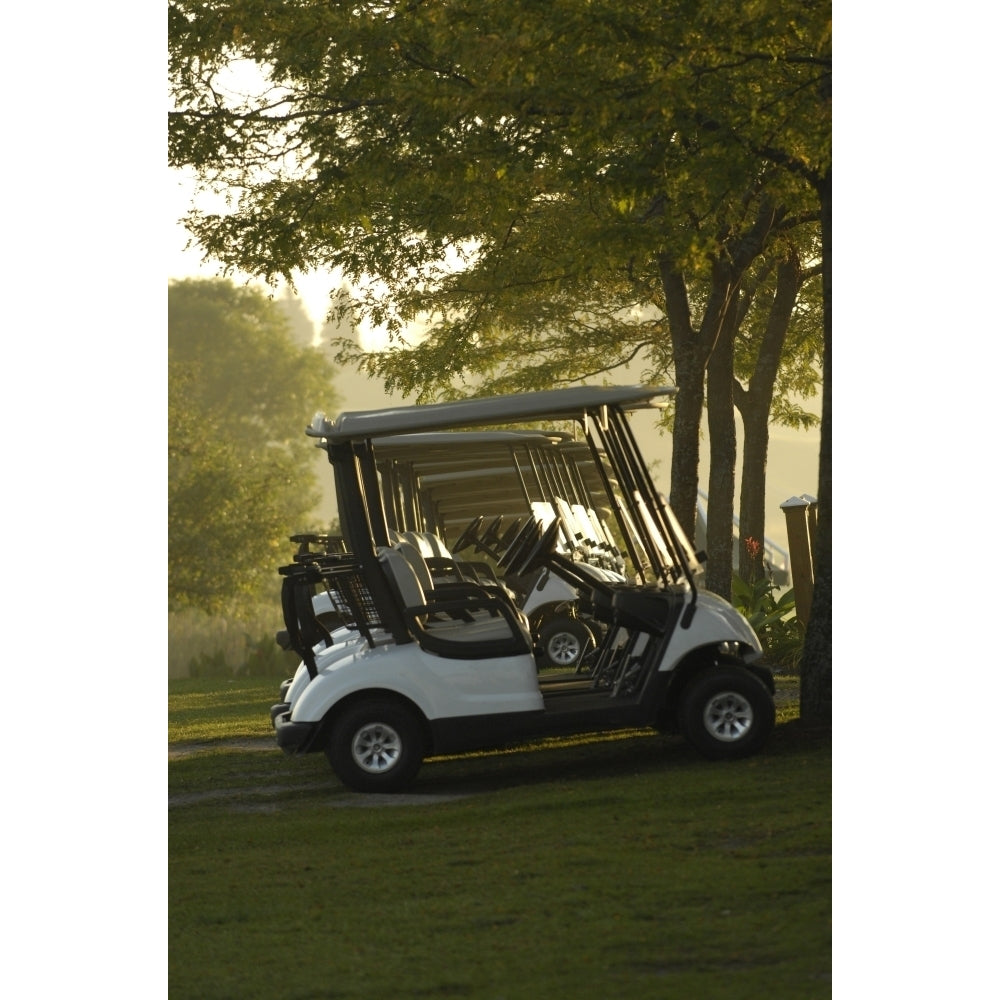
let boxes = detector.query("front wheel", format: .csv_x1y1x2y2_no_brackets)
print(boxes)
326,700,426,792
679,665,775,760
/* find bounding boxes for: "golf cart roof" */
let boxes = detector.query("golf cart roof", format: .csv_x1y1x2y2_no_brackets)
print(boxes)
309,384,675,443
371,431,559,460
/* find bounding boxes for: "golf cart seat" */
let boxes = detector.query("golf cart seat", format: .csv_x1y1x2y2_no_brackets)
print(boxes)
399,529,507,591
378,545,533,659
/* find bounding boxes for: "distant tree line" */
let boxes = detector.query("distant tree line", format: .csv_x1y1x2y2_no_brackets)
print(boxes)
168,277,339,616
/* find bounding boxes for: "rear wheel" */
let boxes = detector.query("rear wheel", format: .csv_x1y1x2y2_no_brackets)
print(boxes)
537,617,595,671
680,665,775,760
326,700,426,792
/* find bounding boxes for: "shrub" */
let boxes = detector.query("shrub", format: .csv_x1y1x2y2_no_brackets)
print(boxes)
731,557,805,673
240,633,300,678
169,603,297,679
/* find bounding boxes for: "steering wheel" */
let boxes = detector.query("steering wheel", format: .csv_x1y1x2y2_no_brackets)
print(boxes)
480,515,504,549
497,519,541,570
512,516,563,577
452,515,484,554
497,517,524,550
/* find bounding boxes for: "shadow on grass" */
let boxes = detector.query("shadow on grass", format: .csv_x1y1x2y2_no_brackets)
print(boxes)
404,718,830,799
169,717,830,811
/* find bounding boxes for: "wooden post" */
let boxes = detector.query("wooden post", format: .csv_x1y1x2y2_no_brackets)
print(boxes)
781,496,815,628
801,494,819,565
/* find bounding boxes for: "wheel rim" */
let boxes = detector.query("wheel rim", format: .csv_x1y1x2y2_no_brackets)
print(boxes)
702,690,754,742
547,630,582,665
351,721,403,774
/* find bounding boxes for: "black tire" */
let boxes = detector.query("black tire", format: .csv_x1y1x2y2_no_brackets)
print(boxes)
679,665,775,760
537,617,596,670
326,699,426,792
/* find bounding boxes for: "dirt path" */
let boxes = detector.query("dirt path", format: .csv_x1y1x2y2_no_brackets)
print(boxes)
168,736,471,809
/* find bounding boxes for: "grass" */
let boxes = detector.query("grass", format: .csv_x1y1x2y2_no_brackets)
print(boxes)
168,676,278,743
169,675,830,999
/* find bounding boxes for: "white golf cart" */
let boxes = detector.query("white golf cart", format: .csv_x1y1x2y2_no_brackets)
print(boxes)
271,384,775,792
369,429,630,670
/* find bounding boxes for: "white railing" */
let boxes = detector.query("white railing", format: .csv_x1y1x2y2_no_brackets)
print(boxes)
695,490,790,586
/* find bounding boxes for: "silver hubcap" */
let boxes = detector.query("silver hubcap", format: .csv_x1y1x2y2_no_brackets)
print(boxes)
702,691,754,742
351,722,402,774
547,630,582,665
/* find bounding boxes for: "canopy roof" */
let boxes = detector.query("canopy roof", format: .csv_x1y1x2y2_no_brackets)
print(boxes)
308,384,675,443
370,430,558,461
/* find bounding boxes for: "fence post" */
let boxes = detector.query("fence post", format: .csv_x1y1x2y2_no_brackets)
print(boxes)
780,495,815,628
801,493,818,566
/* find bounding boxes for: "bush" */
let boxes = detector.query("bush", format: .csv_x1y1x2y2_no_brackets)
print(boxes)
240,633,301,678
169,604,298,679
730,572,805,673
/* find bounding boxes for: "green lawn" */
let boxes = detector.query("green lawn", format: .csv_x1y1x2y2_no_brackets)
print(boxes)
169,676,830,999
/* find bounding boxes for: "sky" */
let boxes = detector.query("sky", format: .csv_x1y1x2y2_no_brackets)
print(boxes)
170,167,392,349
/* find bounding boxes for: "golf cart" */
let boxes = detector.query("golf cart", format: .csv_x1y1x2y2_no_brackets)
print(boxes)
271,384,775,792
370,429,631,670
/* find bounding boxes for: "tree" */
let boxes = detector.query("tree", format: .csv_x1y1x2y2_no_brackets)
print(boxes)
734,237,823,583
168,278,339,615
799,172,831,725
169,0,831,716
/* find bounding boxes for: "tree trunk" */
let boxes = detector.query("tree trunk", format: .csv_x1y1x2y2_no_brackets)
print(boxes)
799,170,832,725
669,362,706,547
705,297,740,598
658,200,780,546
658,254,711,543
735,253,803,582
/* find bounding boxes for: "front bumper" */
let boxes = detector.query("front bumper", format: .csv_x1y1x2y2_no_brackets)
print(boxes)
271,703,321,755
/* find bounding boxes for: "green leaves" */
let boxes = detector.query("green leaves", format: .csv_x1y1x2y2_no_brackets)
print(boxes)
731,572,804,671
169,1,830,347
168,278,338,615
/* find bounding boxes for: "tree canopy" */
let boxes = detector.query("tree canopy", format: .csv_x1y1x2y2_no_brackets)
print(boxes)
169,0,829,362
168,277,339,614
168,0,828,455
